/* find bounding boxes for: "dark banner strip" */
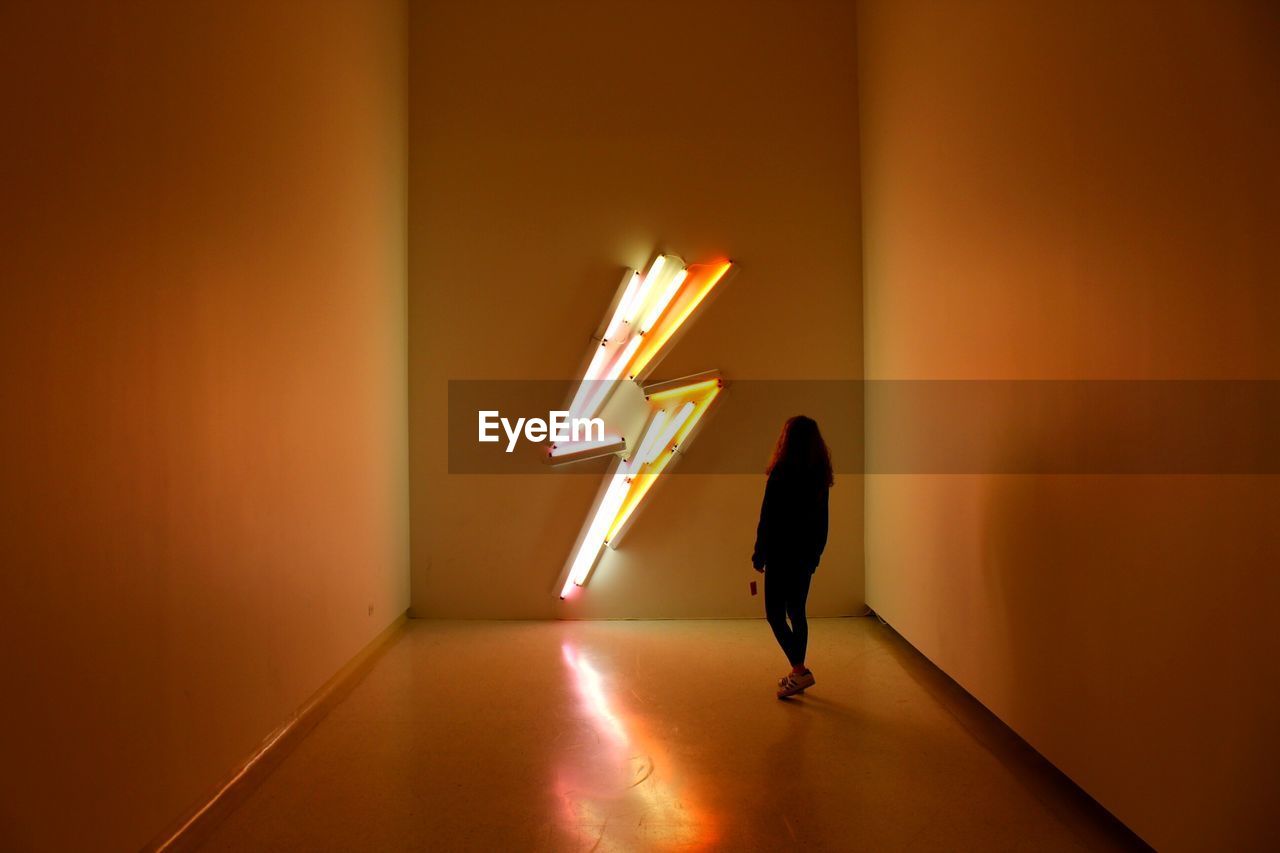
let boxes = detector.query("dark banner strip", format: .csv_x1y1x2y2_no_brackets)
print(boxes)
446,380,1279,474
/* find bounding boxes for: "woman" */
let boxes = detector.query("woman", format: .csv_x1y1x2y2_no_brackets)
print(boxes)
752,415,832,698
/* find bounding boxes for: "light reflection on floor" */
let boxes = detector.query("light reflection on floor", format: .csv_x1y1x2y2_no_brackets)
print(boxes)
194,619,1145,852
557,642,717,851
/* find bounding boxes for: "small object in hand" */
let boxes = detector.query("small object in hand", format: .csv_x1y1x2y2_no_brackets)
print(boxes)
749,580,758,596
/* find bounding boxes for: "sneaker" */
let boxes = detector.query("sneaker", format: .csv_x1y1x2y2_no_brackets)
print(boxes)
776,669,815,698
777,674,807,691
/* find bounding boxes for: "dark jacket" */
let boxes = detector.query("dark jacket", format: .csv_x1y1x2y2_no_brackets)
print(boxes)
751,470,829,572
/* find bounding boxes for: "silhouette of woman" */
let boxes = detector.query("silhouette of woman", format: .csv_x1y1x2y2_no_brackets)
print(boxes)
752,415,832,698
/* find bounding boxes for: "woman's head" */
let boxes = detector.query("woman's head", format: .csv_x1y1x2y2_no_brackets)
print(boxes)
767,415,833,487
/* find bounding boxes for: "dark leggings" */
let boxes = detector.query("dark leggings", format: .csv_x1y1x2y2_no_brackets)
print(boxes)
764,567,813,667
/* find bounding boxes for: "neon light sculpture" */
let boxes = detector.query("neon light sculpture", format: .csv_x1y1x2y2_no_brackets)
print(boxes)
551,255,733,598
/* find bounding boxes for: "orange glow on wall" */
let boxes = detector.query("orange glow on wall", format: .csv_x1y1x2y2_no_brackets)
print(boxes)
553,255,733,598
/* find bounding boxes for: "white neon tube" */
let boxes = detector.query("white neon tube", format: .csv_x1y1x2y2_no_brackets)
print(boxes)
604,272,642,341
547,435,625,460
566,340,617,418
631,408,670,467
626,256,667,326
561,471,632,596
568,267,645,420
646,400,695,462
611,333,643,378
638,267,687,334
572,333,642,421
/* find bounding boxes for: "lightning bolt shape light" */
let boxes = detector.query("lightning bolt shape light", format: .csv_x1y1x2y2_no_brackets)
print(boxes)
550,255,733,599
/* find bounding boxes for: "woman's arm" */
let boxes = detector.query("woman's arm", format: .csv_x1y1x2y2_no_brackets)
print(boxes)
813,485,829,564
751,476,776,570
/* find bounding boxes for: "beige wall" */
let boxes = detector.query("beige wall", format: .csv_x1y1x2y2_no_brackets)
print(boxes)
409,1,863,618
858,1,1279,850
0,2,409,850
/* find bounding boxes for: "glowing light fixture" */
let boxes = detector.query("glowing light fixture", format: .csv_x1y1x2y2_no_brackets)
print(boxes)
550,254,734,598
638,267,688,333
633,408,671,466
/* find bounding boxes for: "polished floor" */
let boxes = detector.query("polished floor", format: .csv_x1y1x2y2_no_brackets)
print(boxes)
197,618,1143,852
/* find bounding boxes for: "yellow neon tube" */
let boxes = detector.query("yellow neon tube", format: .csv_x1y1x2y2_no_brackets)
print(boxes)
646,377,721,404
606,383,720,541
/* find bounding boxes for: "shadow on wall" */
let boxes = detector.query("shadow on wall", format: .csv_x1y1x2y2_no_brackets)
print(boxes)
865,387,1280,848
977,470,1280,847
871,618,1148,851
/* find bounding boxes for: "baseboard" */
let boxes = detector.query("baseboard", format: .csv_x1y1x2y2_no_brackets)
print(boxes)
145,610,409,852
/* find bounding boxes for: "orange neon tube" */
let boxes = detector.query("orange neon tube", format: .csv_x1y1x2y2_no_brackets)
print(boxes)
630,261,732,377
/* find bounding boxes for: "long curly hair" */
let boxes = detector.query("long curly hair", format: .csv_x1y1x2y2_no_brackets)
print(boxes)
766,415,833,487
